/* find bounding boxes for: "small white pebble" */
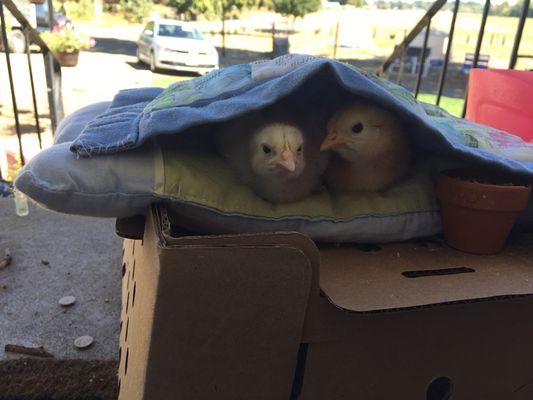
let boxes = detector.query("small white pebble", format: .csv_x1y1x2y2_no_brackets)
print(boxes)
58,296,76,307
74,335,94,349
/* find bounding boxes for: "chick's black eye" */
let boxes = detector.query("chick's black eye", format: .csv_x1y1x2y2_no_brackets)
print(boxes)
297,145,302,154
261,144,271,154
351,122,364,133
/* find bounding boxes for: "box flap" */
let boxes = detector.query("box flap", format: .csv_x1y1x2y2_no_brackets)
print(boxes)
319,234,533,312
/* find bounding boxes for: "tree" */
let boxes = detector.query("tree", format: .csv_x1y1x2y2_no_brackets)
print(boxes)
272,0,321,19
118,0,152,22
375,0,391,9
339,0,366,7
508,0,532,17
168,0,217,20
168,0,259,20
488,0,530,17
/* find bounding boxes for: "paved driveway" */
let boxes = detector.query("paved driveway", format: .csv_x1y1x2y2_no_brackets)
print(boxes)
0,25,196,175
0,199,122,360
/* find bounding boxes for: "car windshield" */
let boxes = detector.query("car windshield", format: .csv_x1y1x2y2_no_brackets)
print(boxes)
35,3,64,27
157,24,203,40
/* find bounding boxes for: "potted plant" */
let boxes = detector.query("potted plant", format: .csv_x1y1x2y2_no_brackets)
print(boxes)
41,29,91,67
437,169,531,254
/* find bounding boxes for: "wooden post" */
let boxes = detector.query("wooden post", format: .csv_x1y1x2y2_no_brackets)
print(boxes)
221,17,226,57
333,21,339,59
46,0,55,30
271,21,275,58
220,0,226,57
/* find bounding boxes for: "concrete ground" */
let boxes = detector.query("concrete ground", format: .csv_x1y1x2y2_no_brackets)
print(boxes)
0,25,265,362
0,197,122,360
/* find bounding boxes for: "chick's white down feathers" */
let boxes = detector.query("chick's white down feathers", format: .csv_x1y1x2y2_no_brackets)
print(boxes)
250,123,305,178
217,114,327,204
321,103,412,193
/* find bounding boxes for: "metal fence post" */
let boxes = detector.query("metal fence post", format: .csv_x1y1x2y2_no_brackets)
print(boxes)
0,3,25,166
414,18,431,98
509,0,530,69
462,0,491,118
46,0,54,31
436,0,460,106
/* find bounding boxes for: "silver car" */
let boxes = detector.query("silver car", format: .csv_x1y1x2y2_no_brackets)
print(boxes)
136,19,219,75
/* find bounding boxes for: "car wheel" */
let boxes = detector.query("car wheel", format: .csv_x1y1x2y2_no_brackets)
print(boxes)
8,29,27,54
149,52,156,72
136,47,143,65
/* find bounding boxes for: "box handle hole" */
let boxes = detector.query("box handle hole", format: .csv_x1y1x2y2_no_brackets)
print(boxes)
427,376,453,400
125,318,129,342
403,267,475,278
124,348,129,376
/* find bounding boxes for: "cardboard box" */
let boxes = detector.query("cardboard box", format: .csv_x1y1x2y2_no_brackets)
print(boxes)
118,206,533,400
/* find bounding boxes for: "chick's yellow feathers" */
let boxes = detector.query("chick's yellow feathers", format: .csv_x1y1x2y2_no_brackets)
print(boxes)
321,103,411,193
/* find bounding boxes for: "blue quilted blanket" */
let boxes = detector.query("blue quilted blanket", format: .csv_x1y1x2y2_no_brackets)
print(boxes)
72,54,533,176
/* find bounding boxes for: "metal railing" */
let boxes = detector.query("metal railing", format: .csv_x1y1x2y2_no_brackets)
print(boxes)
0,0,63,180
376,0,531,117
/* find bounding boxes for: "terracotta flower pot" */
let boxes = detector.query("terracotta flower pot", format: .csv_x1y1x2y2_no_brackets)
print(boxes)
437,170,531,254
55,50,79,67
103,0,119,4
30,0,46,4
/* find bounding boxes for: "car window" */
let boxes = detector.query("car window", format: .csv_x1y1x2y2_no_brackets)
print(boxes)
143,22,154,36
157,24,203,40
35,3,61,28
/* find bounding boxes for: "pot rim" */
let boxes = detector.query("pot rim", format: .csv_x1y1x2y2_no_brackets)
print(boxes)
439,173,531,193
56,50,80,55
437,172,532,211
440,169,531,190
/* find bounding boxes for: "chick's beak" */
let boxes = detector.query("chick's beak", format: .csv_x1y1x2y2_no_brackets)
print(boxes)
275,141,296,172
320,132,348,151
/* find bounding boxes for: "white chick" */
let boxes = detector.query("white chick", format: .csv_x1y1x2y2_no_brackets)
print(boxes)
218,117,326,203
320,103,411,193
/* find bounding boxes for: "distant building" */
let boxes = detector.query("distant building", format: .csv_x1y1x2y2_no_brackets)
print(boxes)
410,28,449,63
322,0,342,9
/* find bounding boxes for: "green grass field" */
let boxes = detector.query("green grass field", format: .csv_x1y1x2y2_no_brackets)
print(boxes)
151,73,190,88
417,93,465,117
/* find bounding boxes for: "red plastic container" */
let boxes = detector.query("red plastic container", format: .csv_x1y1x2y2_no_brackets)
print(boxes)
465,69,533,142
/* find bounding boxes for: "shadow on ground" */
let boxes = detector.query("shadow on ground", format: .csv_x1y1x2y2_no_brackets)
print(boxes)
125,61,200,79
127,47,270,77
0,359,118,400
16,109,50,118
90,37,137,57
217,47,271,67
1,121,50,136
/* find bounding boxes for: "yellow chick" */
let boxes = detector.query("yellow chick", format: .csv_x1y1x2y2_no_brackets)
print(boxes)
320,103,411,193
218,117,325,203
